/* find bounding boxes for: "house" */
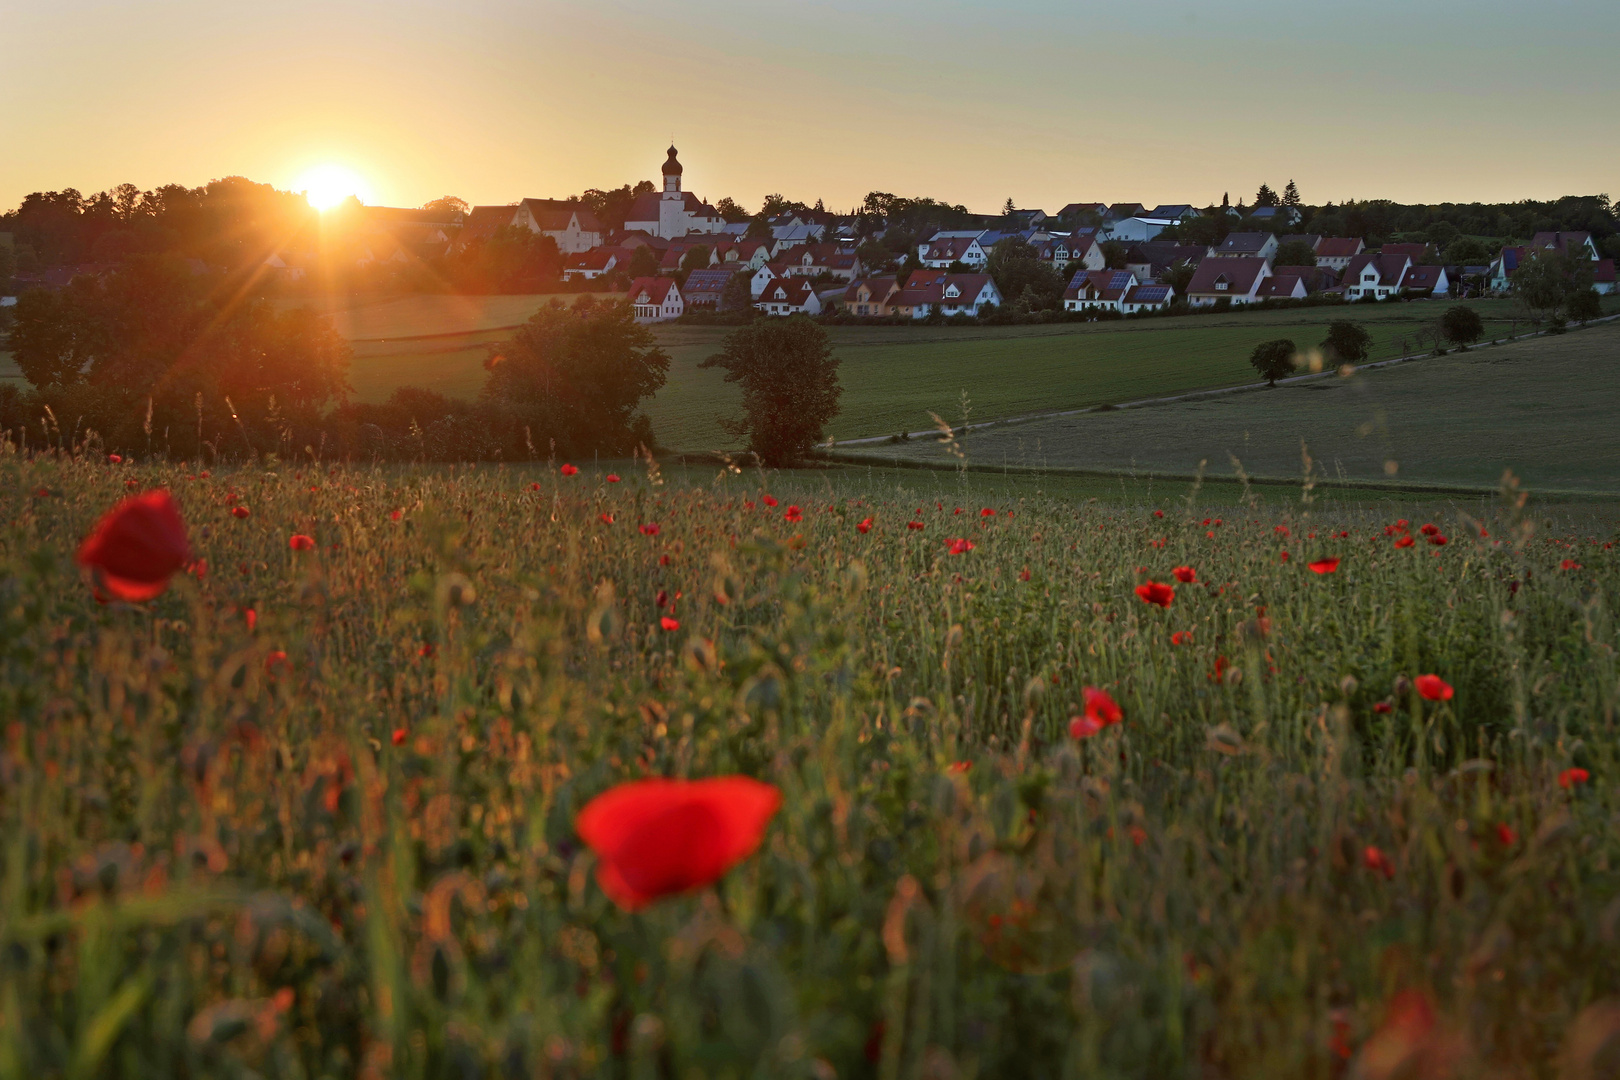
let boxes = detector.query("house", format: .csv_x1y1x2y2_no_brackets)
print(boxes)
1256,274,1308,301
627,277,684,322
1107,216,1178,243
513,198,604,253
456,205,520,250
622,146,727,239
1124,242,1207,283
1379,243,1428,260
748,262,781,298
755,277,823,317
1248,206,1302,226
1119,283,1174,314
1064,269,1138,312
1002,208,1048,229
1529,231,1600,260
888,271,1002,319
918,235,987,268
1213,232,1279,260
563,247,627,281
262,251,309,282
782,242,863,281
1271,265,1338,294
1184,257,1272,306
843,276,901,316
682,267,741,310
656,239,718,275
1057,202,1109,221
1278,234,1324,253
1105,203,1146,223
1314,237,1366,272
713,238,774,269
1341,253,1414,300
1595,260,1617,296
1147,204,1200,223
1054,229,1106,272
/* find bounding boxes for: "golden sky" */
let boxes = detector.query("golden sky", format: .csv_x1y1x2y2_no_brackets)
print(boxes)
4,0,1617,215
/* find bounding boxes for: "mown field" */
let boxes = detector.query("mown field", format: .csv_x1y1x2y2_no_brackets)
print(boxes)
841,320,1620,495
3,444,1618,1078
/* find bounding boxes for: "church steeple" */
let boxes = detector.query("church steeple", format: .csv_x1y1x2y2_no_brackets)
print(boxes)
661,145,683,196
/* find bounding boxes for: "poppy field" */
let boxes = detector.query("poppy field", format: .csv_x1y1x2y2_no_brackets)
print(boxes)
3,446,1619,1079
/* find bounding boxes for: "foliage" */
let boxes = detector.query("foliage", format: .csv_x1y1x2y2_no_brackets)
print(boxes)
447,226,563,293
481,300,669,454
0,455,1617,1078
1566,288,1602,323
985,239,1064,312
700,317,842,464
1254,183,1280,208
1445,237,1494,265
1273,240,1319,268
1321,320,1373,363
1441,305,1485,348
1249,337,1298,385
421,196,469,219
1100,240,1129,270
679,245,711,273
1513,249,1596,323
575,181,656,234
714,197,750,224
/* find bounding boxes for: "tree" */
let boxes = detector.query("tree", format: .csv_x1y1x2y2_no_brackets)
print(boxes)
10,286,100,387
856,238,895,273
1160,262,1197,296
422,196,469,219
1512,249,1591,324
1255,184,1279,208
1440,305,1484,349
1320,320,1372,364
719,270,753,312
1273,240,1318,268
1281,181,1301,209
700,317,841,465
985,238,1064,311
715,197,750,224
1250,339,1297,386
744,216,773,240
1445,237,1492,265
1002,198,1017,218
1100,241,1129,270
483,301,669,453
626,246,660,280
680,245,711,273
1566,288,1602,324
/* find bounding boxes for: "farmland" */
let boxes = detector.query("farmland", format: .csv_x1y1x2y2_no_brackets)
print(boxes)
3,444,1618,1077
838,320,1620,495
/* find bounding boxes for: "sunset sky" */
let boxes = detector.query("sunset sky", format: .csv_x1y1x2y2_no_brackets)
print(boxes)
4,0,1617,215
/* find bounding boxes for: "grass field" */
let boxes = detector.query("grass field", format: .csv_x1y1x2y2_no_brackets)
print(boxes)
3,445,1618,1076
838,320,1620,494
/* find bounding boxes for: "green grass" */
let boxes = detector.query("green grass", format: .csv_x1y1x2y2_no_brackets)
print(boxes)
840,320,1620,494
3,445,1618,1076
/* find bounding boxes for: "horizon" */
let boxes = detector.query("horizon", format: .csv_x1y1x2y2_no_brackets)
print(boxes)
4,0,1617,217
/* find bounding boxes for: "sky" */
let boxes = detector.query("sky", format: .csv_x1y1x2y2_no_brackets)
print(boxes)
3,0,1617,216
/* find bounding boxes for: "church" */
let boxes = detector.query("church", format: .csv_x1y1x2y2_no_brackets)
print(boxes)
622,146,726,239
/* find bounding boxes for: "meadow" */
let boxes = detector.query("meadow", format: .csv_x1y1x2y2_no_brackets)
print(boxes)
839,320,1620,495
3,441,1618,1078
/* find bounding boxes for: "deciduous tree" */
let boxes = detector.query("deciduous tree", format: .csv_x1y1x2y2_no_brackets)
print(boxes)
1250,339,1297,386
1320,320,1372,363
1440,305,1484,349
700,317,841,465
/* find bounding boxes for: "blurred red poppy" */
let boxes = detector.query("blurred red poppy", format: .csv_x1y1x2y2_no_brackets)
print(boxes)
947,761,971,774
1561,559,1582,570
1135,581,1174,607
980,508,995,518
560,464,578,476
265,650,289,674
575,777,782,910
1275,525,1290,536
1172,565,1197,583
1170,631,1192,645
1428,534,1449,546
639,523,660,536
1494,823,1517,846
857,517,873,534
289,534,315,551
392,728,407,746
1559,767,1590,789
784,505,803,522
600,513,615,524
907,521,925,531
1395,535,1415,548
530,482,541,490
390,510,402,521
244,608,257,632
607,473,621,483
232,506,250,519
1018,567,1031,581
1363,845,1394,879
76,489,192,602
946,538,975,554
108,454,123,464
763,495,778,507
1308,557,1341,574
1420,523,1439,536
1373,701,1393,714
1153,510,1164,518
1083,686,1122,725
1414,674,1453,701
660,616,680,632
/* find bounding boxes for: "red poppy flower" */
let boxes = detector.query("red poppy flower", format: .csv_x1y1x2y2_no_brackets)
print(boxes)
907,520,925,531
1561,559,1582,570
946,537,975,554
600,513,615,524
784,505,803,522
980,508,995,518
392,728,407,746
857,517,873,534
1135,581,1174,608
530,482,541,490
1275,525,1291,536
289,534,316,551
1153,510,1164,518
763,495,778,508
659,554,671,566
265,650,289,674
1373,701,1393,714
1171,565,1197,583
607,473,621,483
76,489,192,602
1170,631,1192,645
1559,767,1590,789
243,608,257,632
640,523,660,536
107,454,123,464
1395,535,1415,548
660,616,680,632
1279,550,1290,562
1420,523,1439,536
1396,519,1409,528
1069,714,1105,739
560,463,578,476
655,589,669,609
1082,686,1123,725
1018,567,1031,581
1208,656,1230,682
1202,518,1211,526
231,506,250,519
390,510,402,521
1363,845,1395,879
1307,557,1341,574
1494,822,1517,846
1428,534,1448,546
947,761,971,774
1414,674,1452,701
575,777,782,910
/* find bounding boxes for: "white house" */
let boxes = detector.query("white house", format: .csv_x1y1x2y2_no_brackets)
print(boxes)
918,234,987,268
1256,274,1308,301
562,247,624,281
622,146,727,239
1053,230,1106,272
1314,237,1366,272
1212,232,1279,260
755,277,823,317
1184,257,1272,306
627,277,684,322
1119,283,1174,314
1107,217,1177,243
888,271,1002,319
513,199,604,254
1064,269,1138,312
1341,254,1413,301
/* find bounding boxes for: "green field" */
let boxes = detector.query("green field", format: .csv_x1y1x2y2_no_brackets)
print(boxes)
4,450,1618,1076
839,320,1620,494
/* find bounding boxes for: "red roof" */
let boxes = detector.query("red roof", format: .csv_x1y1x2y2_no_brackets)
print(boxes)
1314,237,1365,259
1185,257,1269,297
519,198,603,233
627,277,680,306
844,276,899,305
1379,243,1426,259
757,278,816,307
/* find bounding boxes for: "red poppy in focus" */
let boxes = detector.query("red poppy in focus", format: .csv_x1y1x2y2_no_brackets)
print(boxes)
1395,535,1415,548
76,489,192,602
560,463,579,476
1414,674,1453,701
660,616,680,632
1083,686,1123,725
607,473,621,483
392,728,407,746
907,520,925,531
1170,631,1192,645
980,508,995,518
640,523,660,536
1171,565,1197,583
763,495,778,507
575,776,782,910
1559,767,1590,789
1135,581,1174,608
947,537,975,554
231,506,250,519
1307,557,1341,574
784,505,803,522
1363,845,1395,879
857,517,873,534
1561,559,1582,570
289,534,315,551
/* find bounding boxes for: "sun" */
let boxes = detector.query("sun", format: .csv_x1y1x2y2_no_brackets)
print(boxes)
297,164,373,212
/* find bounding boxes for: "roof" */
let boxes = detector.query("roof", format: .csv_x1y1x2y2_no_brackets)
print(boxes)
1315,237,1365,258
457,205,519,247
683,267,738,294
893,271,995,307
1279,234,1323,251
361,205,463,227
1343,253,1413,286
921,236,980,261
844,276,899,304
625,190,720,225
1596,259,1616,284
1215,232,1273,255
1065,269,1135,302
1401,265,1447,290
1379,243,1427,259
1122,284,1172,305
627,277,680,306
1256,274,1305,298
519,198,603,233
1124,241,1206,271
1530,231,1593,254
758,278,816,306
1058,202,1109,217
1186,256,1269,296
564,247,625,271
661,145,683,176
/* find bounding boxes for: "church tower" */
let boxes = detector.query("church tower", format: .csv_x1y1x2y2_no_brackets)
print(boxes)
658,145,685,239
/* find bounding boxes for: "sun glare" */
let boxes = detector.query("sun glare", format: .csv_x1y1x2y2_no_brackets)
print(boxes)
297,164,372,212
